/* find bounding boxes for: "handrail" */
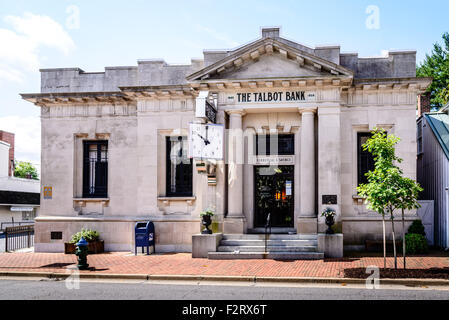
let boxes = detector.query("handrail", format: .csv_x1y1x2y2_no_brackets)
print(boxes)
264,213,271,254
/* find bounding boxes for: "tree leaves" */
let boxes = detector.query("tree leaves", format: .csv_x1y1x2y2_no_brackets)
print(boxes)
417,32,449,109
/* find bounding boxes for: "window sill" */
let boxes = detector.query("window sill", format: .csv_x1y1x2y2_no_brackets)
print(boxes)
352,195,366,205
73,198,110,207
158,196,196,206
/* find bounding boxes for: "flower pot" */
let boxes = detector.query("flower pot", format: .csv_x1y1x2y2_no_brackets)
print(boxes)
201,215,212,234
64,240,104,254
325,216,335,235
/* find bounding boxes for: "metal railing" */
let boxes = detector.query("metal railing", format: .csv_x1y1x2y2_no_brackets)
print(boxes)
264,213,271,254
1,221,34,232
4,225,34,252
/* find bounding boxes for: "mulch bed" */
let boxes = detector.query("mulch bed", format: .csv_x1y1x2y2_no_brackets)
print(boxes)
344,267,449,279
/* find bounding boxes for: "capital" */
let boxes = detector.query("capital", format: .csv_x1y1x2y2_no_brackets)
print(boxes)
298,108,317,115
226,109,246,117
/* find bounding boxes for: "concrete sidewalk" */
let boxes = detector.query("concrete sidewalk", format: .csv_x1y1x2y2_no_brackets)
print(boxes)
0,252,448,285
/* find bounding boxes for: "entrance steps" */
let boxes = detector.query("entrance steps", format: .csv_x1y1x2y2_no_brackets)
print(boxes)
208,234,324,260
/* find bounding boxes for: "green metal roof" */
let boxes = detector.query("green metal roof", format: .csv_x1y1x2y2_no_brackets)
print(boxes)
425,112,449,161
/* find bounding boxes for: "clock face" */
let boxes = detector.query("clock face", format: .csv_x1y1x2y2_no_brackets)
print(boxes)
189,123,224,160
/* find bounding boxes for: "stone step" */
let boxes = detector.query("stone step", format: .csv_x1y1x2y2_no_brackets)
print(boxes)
222,234,317,240
217,245,317,253
208,251,324,260
220,239,318,247
247,228,297,234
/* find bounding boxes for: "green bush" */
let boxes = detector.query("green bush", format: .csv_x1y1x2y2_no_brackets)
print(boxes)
70,228,100,244
408,220,426,236
405,233,429,254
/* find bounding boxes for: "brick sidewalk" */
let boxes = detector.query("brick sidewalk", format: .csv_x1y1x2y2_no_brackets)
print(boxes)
0,252,448,278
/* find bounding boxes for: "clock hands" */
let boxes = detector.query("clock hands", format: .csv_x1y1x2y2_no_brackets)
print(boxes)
195,132,210,145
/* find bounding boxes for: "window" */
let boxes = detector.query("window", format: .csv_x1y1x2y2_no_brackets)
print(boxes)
166,136,192,197
417,120,423,154
255,134,294,156
357,133,375,185
22,210,36,221
83,141,108,198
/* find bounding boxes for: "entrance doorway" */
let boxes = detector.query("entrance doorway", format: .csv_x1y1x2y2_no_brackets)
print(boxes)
254,165,294,228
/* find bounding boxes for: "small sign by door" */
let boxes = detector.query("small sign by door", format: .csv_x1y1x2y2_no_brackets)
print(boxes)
286,181,292,196
43,186,52,199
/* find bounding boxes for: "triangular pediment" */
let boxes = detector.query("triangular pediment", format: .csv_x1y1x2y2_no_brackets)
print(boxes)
187,38,354,82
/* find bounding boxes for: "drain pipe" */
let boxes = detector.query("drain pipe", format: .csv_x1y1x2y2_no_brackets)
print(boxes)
445,187,449,250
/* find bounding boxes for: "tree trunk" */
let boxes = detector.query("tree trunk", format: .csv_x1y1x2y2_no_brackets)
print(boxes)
390,207,397,270
382,213,386,270
402,208,406,269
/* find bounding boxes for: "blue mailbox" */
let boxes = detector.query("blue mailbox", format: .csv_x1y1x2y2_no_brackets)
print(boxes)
135,221,155,255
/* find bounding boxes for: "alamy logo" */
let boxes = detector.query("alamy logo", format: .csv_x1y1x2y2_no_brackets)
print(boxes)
65,266,80,290
365,266,380,289
66,5,80,30
366,5,380,30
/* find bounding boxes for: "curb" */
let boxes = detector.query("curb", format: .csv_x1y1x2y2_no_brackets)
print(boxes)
1,271,449,287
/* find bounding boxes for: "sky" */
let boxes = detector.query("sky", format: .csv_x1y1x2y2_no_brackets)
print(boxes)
0,0,448,165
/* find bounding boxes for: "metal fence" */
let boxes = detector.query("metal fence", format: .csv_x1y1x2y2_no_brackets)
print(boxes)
1,221,34,232
4,225,34,252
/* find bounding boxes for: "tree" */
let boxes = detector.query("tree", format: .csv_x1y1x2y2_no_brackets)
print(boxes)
358,129,423,270
14,161,39,180
358,129,401,269
417,32,449,110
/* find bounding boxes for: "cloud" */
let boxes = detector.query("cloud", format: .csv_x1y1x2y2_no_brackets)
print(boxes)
195,24,239,48
0,116,41,164
0,12,75,82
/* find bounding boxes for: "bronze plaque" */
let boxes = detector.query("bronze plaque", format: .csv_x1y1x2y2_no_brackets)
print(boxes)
322,195,337,205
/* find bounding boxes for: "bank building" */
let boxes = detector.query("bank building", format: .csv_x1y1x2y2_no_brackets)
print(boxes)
22,27,431,257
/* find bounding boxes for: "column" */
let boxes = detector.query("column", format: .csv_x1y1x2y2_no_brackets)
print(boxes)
317,107,341,233
224,110,246,233
298,108,317,234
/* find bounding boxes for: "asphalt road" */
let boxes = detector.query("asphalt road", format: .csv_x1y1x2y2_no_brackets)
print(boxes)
0,278,448,300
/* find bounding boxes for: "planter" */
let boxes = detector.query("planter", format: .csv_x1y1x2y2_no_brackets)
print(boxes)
201,215,213,234
64,240,104,254
325,216,335,235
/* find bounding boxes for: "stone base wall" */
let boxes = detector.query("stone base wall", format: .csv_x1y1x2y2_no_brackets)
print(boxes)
342,217,418,247
34,217,201,253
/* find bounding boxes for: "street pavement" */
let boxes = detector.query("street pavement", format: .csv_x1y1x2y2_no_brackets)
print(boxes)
0,278,448,300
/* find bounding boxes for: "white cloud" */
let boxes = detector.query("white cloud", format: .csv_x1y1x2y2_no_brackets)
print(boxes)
0,12,75,82
0,116,41,164
195,24,239,48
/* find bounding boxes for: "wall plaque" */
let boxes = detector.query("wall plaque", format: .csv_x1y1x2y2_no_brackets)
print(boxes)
322,195,337,205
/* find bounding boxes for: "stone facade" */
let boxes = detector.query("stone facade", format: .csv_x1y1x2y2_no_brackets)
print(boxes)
22,27,431,253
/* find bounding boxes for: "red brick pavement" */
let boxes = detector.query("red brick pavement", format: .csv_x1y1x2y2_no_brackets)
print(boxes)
0,252,448,278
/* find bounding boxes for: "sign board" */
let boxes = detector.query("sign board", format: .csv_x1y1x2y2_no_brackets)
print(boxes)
236,91,316,104
43,186,52,199
196,91,217,123
250,155,295,165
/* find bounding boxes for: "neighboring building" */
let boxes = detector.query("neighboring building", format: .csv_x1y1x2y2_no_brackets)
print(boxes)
22,27,431,253
417,101,449,249
0,134,40,228
0,131,15,176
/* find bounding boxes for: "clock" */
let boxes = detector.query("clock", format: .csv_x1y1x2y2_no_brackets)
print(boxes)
189,123,224,160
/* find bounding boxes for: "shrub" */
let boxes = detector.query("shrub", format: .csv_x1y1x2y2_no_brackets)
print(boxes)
70,228,100,244
405,233,428,254
408,220,426,236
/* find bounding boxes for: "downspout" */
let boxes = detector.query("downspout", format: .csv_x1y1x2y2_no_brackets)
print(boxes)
446,187,449,250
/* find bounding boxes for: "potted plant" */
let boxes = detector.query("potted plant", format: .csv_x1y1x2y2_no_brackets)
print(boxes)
200,209,214,234
64,228,104,254
321,208,336,235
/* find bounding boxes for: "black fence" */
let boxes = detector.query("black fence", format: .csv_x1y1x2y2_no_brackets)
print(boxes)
4,225,34,252
1,221,34,232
